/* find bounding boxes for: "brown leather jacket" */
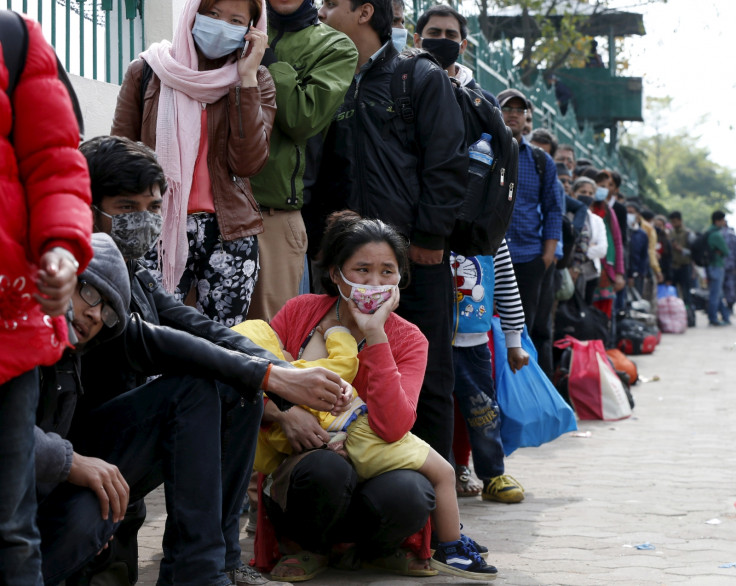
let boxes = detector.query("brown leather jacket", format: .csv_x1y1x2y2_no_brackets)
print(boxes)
111,58,276,240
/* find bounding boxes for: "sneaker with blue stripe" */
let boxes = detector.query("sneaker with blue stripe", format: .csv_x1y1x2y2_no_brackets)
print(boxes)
430,539,498,580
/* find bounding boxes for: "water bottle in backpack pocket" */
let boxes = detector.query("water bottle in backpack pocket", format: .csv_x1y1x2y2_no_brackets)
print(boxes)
468,133,494,177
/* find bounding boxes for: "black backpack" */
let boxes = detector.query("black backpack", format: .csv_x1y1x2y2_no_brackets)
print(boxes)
0,9,84,140
690,231,710,267
390,52,518,257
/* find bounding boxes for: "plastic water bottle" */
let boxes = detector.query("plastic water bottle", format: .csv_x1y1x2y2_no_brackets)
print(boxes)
468,132,494,178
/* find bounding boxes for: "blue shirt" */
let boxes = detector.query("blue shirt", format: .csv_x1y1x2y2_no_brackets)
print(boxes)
505,138,563,264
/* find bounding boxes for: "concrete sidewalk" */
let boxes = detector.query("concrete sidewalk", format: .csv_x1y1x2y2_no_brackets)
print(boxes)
137,317,736,585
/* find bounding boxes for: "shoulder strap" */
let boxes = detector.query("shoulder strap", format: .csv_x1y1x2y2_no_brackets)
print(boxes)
140,59,153,111
531,144,547,179
56,57,85,140
390,54,420,125
0,10,28,99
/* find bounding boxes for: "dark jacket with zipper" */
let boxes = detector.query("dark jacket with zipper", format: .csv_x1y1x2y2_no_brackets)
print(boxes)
316,43,467,250
78,260,292,419
110,58,276,241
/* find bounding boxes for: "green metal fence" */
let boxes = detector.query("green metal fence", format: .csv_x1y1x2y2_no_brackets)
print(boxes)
5,0,144,84
408,1,640,196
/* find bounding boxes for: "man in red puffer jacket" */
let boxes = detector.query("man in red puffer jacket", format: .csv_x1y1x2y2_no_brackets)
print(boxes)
0,10,93,584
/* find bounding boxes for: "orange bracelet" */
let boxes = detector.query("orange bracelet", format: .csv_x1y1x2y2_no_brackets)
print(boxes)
262,363,273,391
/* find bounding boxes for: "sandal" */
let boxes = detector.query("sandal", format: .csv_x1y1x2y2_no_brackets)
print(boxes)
366,548,439,577
455,465,482,497
269,551,328,582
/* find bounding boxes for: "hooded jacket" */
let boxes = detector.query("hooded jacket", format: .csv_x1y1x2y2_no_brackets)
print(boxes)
35,233,130,491
0,14,93,384
317,43,467,250
248,2,358,210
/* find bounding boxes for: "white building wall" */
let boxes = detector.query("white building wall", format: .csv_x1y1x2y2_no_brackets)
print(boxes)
70,0,186,139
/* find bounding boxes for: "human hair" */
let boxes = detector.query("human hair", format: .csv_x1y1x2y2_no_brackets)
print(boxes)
668,211,682,221
530,129,558,157
416,4,468,39
318,210,409,296
595,170,612,184
558,143,575,156
80,136,167,206
712,210,726,223
610,169,622,188
198,0,262,27
350,0,392,43
641,209,655,222
572,176,595,194
579,166,599,180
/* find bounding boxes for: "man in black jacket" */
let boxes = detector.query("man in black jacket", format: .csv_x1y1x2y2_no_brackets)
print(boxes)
73,137,350,586
316,0,467,460
36,233,237,585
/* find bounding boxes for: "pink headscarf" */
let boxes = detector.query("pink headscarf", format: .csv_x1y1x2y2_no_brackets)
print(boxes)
140,0,267,292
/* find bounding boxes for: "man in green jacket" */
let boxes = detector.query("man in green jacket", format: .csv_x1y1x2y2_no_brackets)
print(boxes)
706,210,731,326
248,0,358,321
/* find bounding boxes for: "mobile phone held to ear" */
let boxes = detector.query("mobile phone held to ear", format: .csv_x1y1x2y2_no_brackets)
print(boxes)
239,25,251,59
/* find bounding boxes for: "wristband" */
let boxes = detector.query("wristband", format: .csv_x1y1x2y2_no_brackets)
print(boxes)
262,363,273,391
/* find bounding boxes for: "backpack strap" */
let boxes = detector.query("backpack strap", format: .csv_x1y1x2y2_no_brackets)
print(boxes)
56,57,85,140
0,10,28,99
0,9,29,138
531,144,547,179
390,54,420,125
140,59,153,111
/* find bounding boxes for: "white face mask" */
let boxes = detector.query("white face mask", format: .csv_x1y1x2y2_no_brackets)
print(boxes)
338,269,396,314
627,213,638,229
391,27,408,53
191,13,248,60
594,186,609,202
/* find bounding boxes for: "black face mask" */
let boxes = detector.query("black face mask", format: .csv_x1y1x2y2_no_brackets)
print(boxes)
420,37,460,69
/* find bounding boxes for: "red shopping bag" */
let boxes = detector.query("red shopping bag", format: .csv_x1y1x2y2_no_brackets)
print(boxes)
554,336,632,421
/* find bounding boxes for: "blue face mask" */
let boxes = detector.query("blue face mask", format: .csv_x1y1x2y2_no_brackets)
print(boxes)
594,186,609,202
391,27,408,53
191,13,248,60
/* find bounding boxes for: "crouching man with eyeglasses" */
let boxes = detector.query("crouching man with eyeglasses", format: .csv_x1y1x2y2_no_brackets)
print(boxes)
34,233,237,585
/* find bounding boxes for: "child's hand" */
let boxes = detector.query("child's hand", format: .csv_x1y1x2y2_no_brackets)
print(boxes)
316,317,342,336
329,379,353,416
508,347,529,373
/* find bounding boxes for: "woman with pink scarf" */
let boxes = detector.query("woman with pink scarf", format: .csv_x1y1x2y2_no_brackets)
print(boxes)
111,0,276,326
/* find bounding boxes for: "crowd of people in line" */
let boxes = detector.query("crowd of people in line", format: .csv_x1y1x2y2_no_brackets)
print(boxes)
1,0,731,585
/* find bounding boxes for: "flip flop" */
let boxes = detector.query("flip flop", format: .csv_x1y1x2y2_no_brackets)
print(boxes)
269,551,327,583
366,548,439,577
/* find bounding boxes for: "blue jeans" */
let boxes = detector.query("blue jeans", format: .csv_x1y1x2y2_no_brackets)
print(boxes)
452,345,505,481
38,375,231,586
707,265,730,324
0,369,43,586
218,383,262,572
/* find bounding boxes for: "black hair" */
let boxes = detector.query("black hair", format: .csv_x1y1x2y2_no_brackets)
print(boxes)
668,211,682,221
80,136,167,205
530,129,558,157
580,166,600,180
610,169,622,188
641,209,655,222
318,210,409,296
350,0,392,44
558,143,575,155
712,210,726,223
416,4,468,39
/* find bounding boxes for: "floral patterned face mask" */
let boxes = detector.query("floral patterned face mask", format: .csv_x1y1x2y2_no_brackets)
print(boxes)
338,269,396,314
95,208,162,259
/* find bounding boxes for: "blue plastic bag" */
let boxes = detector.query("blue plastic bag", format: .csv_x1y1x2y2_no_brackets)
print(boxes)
657,284,678,299
492,317,577,456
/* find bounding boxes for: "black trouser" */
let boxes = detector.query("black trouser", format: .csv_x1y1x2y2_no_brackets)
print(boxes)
395,259,455,460
671,265,692,308
263,450,435,559
514,257,556,378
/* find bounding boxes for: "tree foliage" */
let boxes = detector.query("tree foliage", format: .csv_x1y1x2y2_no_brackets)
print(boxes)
625,132,736,232
474,0,659,85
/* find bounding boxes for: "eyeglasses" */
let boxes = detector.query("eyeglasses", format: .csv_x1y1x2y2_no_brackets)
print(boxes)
501,106,528,115
79,280,119,328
